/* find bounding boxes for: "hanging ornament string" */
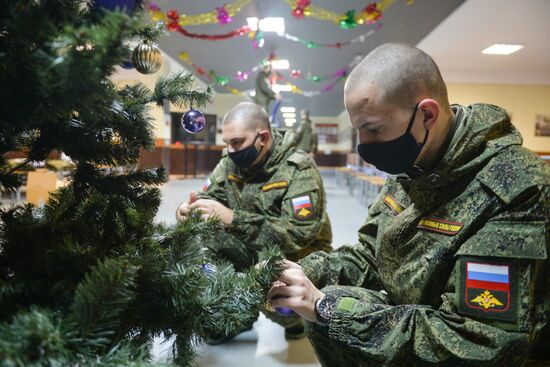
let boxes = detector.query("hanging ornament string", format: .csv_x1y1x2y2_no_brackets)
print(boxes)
178,52,348,87
175,24,251,40
148,0,251,26
287,0,396,28
152,5,383,49
177,52,364,97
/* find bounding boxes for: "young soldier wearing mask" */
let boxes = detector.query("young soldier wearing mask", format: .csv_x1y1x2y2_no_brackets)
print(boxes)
267,43,550,366
176,101,332,342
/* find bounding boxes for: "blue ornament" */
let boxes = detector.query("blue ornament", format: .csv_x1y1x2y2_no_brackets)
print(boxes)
93,0,137,12
275,307,295,316
120,60,133,69
182,109,206,134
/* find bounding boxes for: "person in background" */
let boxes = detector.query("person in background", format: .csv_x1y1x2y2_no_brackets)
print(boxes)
253,63,282,114
176,101,332,342
294,109,318,155
267,43,550,366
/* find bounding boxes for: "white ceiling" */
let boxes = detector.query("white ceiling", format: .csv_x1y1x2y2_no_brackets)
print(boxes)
418,0,550,85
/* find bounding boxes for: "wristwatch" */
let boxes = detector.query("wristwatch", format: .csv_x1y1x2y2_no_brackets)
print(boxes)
315,294,339,326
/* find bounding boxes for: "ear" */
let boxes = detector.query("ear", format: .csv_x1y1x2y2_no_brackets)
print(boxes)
258,130,269,144
418,99,440,130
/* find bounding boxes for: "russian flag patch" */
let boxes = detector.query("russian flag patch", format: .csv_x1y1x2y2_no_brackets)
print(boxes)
458,259,516,323
202,177,211,192
291,194,314,220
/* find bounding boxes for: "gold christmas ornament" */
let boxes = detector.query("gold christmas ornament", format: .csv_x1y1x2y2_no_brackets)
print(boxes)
132,41,162,74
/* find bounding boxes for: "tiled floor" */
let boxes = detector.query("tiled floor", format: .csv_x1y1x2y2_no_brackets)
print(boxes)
152,170,369,366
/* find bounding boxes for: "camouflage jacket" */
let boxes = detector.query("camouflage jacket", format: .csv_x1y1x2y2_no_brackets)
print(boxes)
295,119,317,153
200,129,332,261
301,104,550,366
253,70,276,112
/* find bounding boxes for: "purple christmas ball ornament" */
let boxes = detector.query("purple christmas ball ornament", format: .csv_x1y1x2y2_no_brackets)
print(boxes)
181,109,206,134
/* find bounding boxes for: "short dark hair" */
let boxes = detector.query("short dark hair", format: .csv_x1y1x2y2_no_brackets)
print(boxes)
345,43,449,108
223,101,271,131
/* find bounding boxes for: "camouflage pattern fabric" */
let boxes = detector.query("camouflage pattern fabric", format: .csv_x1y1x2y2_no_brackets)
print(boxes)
199,128,332,271
295,118,318,153
300,104,550,366
253,70,276,112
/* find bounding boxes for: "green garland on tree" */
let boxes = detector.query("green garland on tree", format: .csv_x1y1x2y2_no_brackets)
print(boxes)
0,1,284,365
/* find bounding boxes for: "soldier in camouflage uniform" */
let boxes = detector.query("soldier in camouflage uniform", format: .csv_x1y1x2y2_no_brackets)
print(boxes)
253,63,281,113
176,101,332,340
267,43,550,366
295,109,318,154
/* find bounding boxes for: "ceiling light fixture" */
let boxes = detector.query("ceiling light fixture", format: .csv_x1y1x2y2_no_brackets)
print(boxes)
247,17,285,36
272,84,292,93
280,107,296,113
282,112,296,118
284,118,297,124
482,43,524,55
271,59,290,70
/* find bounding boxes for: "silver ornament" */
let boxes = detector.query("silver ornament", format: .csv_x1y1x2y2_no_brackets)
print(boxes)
132,41,162,74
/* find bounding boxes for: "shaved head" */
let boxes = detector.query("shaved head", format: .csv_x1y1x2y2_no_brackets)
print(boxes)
345,43,449,108
223,101,271,132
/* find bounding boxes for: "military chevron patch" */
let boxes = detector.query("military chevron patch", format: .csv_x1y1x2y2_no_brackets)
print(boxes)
291,194,314,220
383,194,404,215
458,259,517,323
262,181,289,192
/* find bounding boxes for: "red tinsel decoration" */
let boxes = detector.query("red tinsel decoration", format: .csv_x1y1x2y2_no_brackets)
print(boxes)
173,24,251,40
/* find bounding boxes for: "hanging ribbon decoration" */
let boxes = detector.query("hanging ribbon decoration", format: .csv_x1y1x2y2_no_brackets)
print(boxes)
148,0,251,26
286,0,395,28
177,52,363,97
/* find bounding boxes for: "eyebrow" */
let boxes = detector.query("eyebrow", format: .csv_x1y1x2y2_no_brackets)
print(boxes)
222,137,245,144
357,121,381,130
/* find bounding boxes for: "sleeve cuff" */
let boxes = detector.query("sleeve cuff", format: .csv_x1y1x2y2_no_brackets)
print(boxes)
327,297,358,344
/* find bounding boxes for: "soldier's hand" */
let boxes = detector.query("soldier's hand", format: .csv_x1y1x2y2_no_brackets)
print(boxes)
190,198,234,227
267,260,325,322
175,191,197,223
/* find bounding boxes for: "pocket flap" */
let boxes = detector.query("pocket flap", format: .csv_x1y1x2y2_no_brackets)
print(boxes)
455,221,547,259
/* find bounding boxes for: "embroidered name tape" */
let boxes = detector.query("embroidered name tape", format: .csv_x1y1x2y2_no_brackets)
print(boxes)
262,181,289,192
458,260,516,323
417,217,464,235
291,194,314,220
383,194,404,215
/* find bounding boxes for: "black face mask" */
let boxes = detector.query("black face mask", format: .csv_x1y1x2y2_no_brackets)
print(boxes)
228,133,264,168
357,103,428,174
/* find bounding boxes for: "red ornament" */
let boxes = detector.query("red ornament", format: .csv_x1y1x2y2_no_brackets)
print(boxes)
167,9,179,21
363,2,382,23
292,0,311,19
196,67,205,75
167,21,179,32
291,69,301,78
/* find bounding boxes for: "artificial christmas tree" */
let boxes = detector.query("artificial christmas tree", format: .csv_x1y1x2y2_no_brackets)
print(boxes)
0,1,283,365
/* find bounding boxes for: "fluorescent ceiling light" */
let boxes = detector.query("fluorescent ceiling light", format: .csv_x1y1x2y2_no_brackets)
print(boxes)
285,121,295,127
271,59,289,70
282,112,296,118
285,118,297,124
280,107,295,113
272,84,292,93
247,17,285,35
482,44,524,55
